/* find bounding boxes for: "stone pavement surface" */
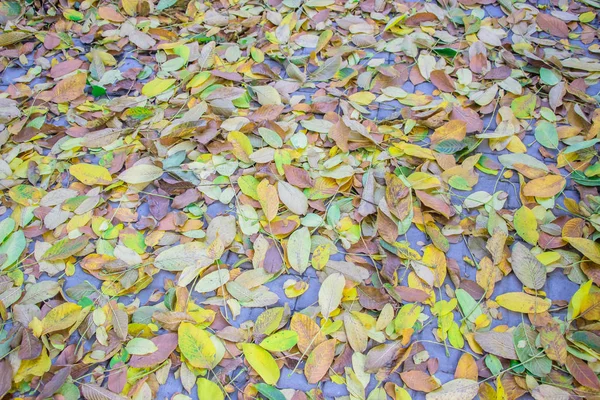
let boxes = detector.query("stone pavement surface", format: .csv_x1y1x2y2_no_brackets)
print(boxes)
1,1,599,399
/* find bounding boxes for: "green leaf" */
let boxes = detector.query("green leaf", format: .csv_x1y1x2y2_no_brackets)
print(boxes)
563,138,600,154
432,47,459,58
511,93,536,119
254,383,286,400
41,236,88,262
126,338,158,355
433,139,466,154
63,9,84,21
260,330,299,352
571,331,600,353
91,85,106,97
540,68,560,86
571,170,600,186
287,227,311,273
124,107,154,120
513,323,552,377
535,121,558,149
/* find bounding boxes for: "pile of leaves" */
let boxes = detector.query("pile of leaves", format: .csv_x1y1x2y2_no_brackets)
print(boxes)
1,0,600,399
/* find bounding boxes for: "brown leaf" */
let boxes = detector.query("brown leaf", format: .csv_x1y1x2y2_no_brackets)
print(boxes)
51,73,87,103
539,324,567,364
566,355,600,390
473,331,518,360
81,383,128,400
19,328,42,360
404,12,438,26
36,367,72,400
430,70,455,92
290,313,325,354
0,360,12,398
399,370,441,392
357,286,390,310
129,333,178,368
536,13,569,38
455,353,478,381
283,165,313,188
365,341,403,373
522,175,566,198
304,339,336,384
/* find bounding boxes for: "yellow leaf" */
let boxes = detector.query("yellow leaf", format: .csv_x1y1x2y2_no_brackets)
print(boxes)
122,0,138,16
42,302,83,335
178,322,216,369
393,384,412,400
396,143,436,160
495,292,551,313
256,179,279,222
522,175,566,198
118,164,163,184
514,206,538,245
52,72,87,103
69,164,112,186
580,293,600,320
568,280,592,320
406,171,441,189
563,237,600,264
142,78,176,97
196,378,223,400
227,131,253,163
312,244,330,270
14,349,51,383
455,353,478,381
423,244,446,287
348,91,376,105
242,343,280,385
252,85,282,105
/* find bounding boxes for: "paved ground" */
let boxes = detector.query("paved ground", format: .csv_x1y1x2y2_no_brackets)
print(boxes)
1,2,599,399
